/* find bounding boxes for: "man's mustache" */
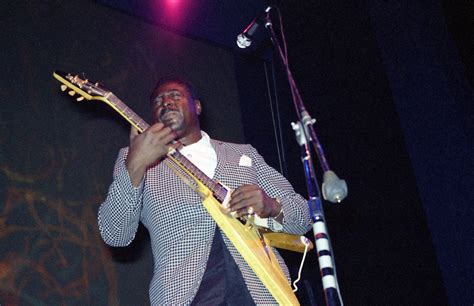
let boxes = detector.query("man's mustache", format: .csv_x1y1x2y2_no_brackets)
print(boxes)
159,107,179,118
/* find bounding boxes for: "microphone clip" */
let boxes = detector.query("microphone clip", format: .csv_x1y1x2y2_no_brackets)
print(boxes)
237,6,272,49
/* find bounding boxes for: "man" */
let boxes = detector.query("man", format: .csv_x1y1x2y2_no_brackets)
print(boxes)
98,76,312,305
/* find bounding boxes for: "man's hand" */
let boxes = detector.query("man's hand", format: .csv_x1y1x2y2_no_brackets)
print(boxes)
125,123,176,186
228,184,281,219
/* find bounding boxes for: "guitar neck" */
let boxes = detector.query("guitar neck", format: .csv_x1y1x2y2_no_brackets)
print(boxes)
107,95,150,132
108,95,228,203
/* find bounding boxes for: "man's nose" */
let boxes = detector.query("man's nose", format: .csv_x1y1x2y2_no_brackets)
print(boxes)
163,96,174,107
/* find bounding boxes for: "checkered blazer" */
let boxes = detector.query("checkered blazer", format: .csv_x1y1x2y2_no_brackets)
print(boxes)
98,139,312,305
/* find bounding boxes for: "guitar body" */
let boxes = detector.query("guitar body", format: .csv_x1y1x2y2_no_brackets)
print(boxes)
200,181,300,305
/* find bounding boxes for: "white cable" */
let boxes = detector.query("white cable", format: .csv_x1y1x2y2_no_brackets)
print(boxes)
292,236,310,292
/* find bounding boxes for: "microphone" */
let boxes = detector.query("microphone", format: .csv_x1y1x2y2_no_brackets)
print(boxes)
236,6,271,49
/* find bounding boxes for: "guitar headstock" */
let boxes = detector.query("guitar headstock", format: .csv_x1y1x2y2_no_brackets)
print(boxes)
53,70,109,102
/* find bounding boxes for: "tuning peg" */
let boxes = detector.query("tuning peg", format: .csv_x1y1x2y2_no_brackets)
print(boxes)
76,96,84,101
60,85,67,92
68,90,76,96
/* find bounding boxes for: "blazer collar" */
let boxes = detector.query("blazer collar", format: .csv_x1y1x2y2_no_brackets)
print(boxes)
210,139,226,180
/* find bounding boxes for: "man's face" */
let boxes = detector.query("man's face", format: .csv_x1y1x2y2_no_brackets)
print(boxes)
151,82,201,138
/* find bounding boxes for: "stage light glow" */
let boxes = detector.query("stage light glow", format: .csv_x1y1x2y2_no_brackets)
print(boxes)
165,0,182,8
161,0,186,26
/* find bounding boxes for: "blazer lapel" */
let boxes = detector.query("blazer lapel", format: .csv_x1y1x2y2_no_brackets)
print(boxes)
210,139,227,180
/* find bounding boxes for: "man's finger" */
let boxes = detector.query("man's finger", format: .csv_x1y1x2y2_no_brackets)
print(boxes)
161,131,177,145
148,122,165,132
229,197,249,211
130,125,140,141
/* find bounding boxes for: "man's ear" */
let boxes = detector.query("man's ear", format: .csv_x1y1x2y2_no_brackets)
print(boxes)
195,100,202,115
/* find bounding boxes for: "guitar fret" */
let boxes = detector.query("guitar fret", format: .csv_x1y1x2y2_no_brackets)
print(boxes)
197,173,205,183
202,176,210,186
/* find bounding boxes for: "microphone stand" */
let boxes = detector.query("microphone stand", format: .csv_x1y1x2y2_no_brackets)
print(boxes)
263,9,346,306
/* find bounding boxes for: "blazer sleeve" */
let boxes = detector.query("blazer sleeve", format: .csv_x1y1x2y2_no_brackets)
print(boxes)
248,146,313,235
97,147,145,247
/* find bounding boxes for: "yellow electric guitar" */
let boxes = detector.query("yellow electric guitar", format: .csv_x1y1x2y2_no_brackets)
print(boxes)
53,70,312,305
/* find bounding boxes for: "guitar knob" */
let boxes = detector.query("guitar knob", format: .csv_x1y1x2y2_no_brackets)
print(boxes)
68,90,76,96
76,96,84,101
60,85,67,92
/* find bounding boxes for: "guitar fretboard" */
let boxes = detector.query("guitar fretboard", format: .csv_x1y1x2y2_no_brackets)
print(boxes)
108,95,150,132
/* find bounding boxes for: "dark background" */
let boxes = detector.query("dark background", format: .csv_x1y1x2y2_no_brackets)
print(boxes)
1,0,472,305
